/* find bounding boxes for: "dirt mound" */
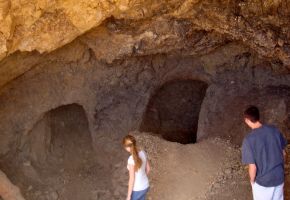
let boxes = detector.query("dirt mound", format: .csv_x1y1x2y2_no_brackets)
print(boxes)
131,132,252,200
0,131,288,200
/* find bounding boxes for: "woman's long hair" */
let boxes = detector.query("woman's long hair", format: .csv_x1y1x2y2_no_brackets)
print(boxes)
123,134,142,171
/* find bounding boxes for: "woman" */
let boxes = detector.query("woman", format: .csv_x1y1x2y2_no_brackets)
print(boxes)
123,134,150,200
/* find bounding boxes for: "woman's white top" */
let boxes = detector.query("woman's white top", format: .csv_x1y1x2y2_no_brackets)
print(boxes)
127,150,149,191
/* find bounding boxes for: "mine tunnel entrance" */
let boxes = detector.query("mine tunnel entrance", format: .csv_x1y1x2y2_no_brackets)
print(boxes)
140,80,208,144
28,103,93,169
20,103,101,199
46,104,93,169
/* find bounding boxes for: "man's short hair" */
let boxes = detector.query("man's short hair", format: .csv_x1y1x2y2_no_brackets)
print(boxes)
244,106,260,123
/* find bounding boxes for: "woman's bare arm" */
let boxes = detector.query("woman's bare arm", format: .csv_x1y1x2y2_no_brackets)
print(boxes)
127,164,135,200
146,160,150,175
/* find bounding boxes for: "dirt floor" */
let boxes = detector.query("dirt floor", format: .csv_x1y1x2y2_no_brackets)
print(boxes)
0,131,289,200
133,132,252,200
133,132,289,200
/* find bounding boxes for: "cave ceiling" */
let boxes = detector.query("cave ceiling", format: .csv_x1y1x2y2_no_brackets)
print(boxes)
0,0,289,89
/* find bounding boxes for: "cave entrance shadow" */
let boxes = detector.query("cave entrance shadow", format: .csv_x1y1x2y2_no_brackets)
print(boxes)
140,79,208,144
27,103,93,170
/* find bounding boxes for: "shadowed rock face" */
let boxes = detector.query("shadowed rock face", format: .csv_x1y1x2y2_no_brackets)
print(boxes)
140,80,208,144
0,0,290,89
0,40,288,156
0,2,289,199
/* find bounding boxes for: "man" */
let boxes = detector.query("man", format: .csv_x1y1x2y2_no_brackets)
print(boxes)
242,106,287,200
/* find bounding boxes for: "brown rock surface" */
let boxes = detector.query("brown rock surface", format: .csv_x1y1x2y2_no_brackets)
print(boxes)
0,0,290,89
0,170,25,200
0,1,289,200
0,0,182,59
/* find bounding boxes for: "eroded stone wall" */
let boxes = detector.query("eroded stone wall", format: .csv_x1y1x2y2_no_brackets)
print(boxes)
140,79,208,144
0,26,289,199
1,0,290,91
0,37,289,159
0,2,289,199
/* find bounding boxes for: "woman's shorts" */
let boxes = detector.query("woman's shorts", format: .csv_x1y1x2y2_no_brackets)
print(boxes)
131,187,149,200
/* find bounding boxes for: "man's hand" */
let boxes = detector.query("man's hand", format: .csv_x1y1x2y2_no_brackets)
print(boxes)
283,149,287,162
249,164,257,184
126,196,131,200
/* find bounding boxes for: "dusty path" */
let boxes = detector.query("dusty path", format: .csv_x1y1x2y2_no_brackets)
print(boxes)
131,132,252,200
1,131,288,200
145,139,228,199
206,143,290,200
125,132,289,200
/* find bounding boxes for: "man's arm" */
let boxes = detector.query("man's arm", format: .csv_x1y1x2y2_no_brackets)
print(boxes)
242,139,256,184
279,132,287,162
248,164,257,184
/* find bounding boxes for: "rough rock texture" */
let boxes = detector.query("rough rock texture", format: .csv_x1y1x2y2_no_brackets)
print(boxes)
0,170,25,200
133,132,244,200
0,1,290,199
198,84,290,144
0,36,289,157
1,0,290,89
140,79,208,144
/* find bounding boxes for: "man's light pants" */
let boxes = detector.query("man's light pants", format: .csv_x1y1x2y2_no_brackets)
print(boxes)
252,182,284,200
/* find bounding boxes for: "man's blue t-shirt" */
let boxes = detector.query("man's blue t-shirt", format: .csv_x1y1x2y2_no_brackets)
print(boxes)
242,124,287,187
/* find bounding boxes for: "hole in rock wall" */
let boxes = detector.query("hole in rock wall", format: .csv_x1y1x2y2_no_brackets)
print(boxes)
6,104,115,200
140,80,208,144
27,103,92,169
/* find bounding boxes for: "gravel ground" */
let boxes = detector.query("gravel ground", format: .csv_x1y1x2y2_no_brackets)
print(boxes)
3,131,288,200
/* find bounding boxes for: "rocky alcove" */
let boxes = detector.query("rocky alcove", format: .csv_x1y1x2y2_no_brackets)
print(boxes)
27,103,93,169
140,80,208,144
0,104,112,200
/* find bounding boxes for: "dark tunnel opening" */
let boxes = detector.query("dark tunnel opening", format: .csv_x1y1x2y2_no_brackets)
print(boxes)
140,80,208,144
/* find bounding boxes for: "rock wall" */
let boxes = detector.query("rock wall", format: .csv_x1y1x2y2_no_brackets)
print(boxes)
1,0,290,89
0,25,289,198
0,2,290,199
0,30,289,159
140,79,208,144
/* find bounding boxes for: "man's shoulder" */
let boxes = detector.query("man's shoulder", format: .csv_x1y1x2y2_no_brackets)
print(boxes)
243,124,280,143
244,129,261,143
243,133,254,145
248,124,279,135
263,124,277,129
263,124,280,134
